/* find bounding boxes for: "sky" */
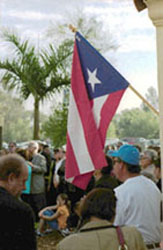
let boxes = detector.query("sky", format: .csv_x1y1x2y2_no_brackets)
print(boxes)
0,0,157,113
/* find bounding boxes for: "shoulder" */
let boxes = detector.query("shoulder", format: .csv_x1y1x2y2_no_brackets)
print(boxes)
58,205,69,213
57,233,81,249
34,153,45,160
32,153,46,165
0,188,19,208
18,199,34,214
114,182,127,195
0,192,33,218
114,176,148,194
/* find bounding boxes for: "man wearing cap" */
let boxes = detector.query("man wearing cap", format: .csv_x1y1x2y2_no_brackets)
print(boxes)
109,144,161,250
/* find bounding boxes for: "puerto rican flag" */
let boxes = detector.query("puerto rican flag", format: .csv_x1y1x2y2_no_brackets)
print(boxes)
65,32,129,189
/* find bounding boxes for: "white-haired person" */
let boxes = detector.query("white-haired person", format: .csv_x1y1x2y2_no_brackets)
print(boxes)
140,149,158,182
27,141,47,222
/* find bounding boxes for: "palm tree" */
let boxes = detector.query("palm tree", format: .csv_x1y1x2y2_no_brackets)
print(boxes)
0,31,73,139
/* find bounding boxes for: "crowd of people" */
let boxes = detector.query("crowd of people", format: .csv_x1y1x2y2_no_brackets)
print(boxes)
0,140,162,249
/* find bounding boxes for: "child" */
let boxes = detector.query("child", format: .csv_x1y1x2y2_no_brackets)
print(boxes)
37,193,70,236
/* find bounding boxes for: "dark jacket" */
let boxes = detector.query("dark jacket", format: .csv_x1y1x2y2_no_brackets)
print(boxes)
0,187,37,250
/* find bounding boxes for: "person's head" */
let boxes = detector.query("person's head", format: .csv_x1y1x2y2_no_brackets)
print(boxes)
43,145,50,155
117,141,123,149
148,145,160,155
101,156,113,175
80,188,116,224
109,144,140,182
140,149,157,169
8,142,17,153
59,148,65,159
28,141,39,156
94,156,113,181
0,154,28,197
16,148,30,161
53,148,61,161
56,193,70,209
54,148,65,161
38,142,45,153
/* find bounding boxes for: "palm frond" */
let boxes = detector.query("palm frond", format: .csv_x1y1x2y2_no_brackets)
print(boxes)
0,31,72,102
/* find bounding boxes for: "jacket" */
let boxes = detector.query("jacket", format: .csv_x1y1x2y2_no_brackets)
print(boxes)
57,220,147,250
30,153,46,194
0,187,36,250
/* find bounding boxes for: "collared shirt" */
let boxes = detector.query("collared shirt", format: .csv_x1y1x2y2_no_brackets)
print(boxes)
55,158,65,183
114,175,161,244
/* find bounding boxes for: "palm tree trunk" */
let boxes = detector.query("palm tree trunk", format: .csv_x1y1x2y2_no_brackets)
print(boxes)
33,97,40,140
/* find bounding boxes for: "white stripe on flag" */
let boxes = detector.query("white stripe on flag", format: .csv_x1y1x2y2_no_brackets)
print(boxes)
68,90,95,174
93,95,109,128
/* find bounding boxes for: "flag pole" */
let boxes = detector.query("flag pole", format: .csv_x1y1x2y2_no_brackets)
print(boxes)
69,24,159,116
129,84,159,116
69,24,77,33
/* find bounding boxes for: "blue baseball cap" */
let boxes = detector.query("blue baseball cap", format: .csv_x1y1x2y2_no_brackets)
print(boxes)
109,144,140,165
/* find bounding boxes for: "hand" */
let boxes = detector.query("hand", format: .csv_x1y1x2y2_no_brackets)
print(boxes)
38,211,43,217
38,208,47,217
27,161,34,168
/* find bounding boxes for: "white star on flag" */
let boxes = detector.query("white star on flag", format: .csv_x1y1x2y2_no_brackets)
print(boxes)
87,68,101,92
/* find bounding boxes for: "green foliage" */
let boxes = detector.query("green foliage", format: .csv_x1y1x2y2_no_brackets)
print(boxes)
0,32,72,100
0,90,32,142
115,108,159,139
141,86,159,112
41,103,68,147
106,121,117,138
41,102,159,148
0,31,72,138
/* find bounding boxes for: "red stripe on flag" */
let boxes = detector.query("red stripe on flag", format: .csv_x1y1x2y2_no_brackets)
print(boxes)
99,89,126,147
66,134,80,179
71,43,106,169
72,172,94,190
